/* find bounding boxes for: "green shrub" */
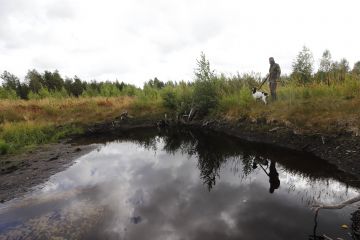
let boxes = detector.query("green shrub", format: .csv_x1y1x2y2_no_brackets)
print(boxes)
161,87,178,110
193,79,218,116
28,88,51,100
193,52,218,116
99,83,122,97
238,87,253,108
175,83,193,114
0,140,9,155
0,88,18,100
143,85,159,100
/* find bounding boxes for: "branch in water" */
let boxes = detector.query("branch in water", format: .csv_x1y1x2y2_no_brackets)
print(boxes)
312,195,360,213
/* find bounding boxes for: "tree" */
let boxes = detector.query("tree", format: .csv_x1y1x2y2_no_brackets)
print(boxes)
145,77,165,89
318,50,332,85
64,78,73,96
17,83,30,100
42,70,64,91
352,61,360,76
193,52,218,116
115,80,125,91
194,52,214,82
319,50,332,72
339,58,350,73
25,69,43,93
0,71,28,99
338,58,350,81
71,76,84,97
291,46,314,85
51,70,64,91
0,71,20,90
330,58,350,82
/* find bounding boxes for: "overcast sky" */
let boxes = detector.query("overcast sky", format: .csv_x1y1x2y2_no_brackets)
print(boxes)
0,0,359,86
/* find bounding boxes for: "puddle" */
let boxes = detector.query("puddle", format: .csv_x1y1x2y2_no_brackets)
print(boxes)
0,128,359,240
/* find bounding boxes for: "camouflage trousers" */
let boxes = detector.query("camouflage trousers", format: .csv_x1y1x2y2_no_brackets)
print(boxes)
269,81,277,100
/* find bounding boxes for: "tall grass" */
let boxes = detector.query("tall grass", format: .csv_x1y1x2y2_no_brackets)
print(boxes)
218,78,360,133
0,96,164,154
218,87,254,116
1,74,360,155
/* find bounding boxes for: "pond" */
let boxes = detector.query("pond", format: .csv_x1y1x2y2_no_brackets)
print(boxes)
0,128,359,240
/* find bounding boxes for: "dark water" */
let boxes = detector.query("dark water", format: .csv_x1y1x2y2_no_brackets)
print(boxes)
0,128,359,240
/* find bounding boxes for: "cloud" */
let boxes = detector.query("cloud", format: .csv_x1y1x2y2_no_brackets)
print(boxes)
45,1,74,20
0,0,359,86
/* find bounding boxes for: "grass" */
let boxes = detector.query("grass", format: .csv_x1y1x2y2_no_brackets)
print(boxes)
1,77,360,156
218,78,360,134
0,96,165,155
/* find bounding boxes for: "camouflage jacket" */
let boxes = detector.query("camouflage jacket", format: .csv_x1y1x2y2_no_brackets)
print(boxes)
269,63,281,82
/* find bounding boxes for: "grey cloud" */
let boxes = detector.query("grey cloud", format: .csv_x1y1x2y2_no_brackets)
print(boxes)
45,1,75,20
190,18,223,44
0,0,74,51
32,55,61,70
0,0,359,84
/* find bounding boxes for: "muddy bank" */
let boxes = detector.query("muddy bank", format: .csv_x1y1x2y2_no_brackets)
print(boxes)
0,122,155,203
75,117,360,179
86,117,360,179
185,119,360,179
0,142,96,202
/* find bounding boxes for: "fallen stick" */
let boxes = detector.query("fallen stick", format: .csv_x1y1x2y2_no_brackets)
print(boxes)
322,234,333,240
312,195,360,213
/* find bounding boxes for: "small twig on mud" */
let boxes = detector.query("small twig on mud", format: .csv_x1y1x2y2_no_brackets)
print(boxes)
322,234,334,240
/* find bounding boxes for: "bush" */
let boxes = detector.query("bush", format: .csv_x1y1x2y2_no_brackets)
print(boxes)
99,83,122,97
175,82,193,114
161,86,178,110
0,140,9,155
238,87,253,108
193,80,218,116
0,88,18,100
28,88,51,100
193,52,218,116
122,85,139,97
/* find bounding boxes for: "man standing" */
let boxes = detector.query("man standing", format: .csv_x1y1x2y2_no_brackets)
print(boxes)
267,57,281,100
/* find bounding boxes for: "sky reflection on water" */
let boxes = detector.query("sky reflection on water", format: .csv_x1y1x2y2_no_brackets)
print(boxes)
0,129,359,240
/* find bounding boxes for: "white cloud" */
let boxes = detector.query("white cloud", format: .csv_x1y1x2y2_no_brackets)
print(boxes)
0,0,359,86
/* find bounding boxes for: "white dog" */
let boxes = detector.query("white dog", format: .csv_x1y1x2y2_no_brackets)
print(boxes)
251,87,268,104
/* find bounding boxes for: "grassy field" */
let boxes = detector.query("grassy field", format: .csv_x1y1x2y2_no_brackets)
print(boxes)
218,78,360,134
0,96,165,154
1,77,360,156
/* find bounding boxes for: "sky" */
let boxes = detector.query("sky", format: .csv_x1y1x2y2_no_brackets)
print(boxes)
0,0,359,86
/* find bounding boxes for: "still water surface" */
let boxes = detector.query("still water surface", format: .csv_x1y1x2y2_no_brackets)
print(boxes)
0,128,359,240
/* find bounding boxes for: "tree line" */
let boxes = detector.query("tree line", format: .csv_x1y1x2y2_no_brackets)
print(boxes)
0,70,141,100
0,46,359,100
290,46,360,85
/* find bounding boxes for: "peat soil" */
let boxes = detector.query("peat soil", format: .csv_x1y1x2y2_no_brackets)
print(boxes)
189,119,360,180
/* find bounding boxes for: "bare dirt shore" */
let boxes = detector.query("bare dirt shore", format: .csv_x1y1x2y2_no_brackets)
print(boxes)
0,142,96,203
0,122,154,203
